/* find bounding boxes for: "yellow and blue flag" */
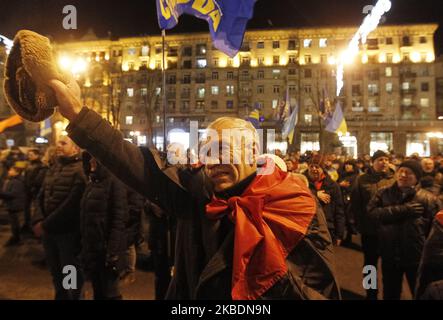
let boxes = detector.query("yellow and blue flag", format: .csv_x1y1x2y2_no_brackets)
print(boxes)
246,108,260,129
325,102,347,136
156,0,257,57
281,103,298,145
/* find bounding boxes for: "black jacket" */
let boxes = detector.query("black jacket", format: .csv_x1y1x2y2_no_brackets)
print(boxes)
351,167,395,235
37,154,86,234
306,172,346,240
126,188,145,247
24,159,47,200
67,108,341,300
80,155,128,273
415,213,443,299
367,183,439,267
0,176,25,212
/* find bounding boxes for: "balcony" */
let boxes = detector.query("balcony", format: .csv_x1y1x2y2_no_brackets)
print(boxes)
351,107,364,112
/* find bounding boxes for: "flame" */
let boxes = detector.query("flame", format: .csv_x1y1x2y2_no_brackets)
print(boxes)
0,34,14,54
336,0,392,96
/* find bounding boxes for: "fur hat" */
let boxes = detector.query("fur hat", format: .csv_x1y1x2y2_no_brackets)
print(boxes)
3,30,67,122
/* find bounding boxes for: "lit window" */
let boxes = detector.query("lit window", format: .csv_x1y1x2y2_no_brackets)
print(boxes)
211,86,219,95
127,88,134,97
196,58,207,68
319,38,328,48
156,115,161,123
420,98,429,107
226,85,235,95
141,88,148,96
303,39,312,48
155,87,161,95
197,88,205,98
125,116,133,125
272,100,278,109
385,67,392,77
402,82,410,90
386,83,393,93
257,41,265,49
128,48,136,55
304,114,313,124
141,46,149,56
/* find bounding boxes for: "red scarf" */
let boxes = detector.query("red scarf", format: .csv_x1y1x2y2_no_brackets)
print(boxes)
206,168,317,300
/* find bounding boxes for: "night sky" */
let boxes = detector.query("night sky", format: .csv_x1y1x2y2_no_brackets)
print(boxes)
1,0,443,54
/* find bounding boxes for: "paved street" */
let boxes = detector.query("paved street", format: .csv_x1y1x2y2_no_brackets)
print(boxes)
0,208,411,300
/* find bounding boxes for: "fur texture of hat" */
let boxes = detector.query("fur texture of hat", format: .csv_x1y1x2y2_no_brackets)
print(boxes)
3,30,67,122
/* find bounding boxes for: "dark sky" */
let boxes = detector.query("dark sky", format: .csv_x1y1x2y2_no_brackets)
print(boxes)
1,0,443,53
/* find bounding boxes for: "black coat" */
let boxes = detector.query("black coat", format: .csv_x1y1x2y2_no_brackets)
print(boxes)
0,176,25,212
80,159,128,273
351,167,395,235
126,188,145,247
367,183,440,267
37,155,86,234
67,108,341,300
24,159,47,200
306,173,346,240
415,213,443,299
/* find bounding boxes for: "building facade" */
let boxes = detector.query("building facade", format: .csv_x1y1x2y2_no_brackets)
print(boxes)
54,24,443,155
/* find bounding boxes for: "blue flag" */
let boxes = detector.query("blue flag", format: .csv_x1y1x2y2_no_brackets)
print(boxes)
156,0,257,57
325,101,347,135
246,108,260,129
282,103,298,144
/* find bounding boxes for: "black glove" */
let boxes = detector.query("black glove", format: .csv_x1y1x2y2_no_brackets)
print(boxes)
405,202,425,217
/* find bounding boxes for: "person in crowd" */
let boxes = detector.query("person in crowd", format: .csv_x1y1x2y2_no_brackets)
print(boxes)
367,160,440,300
0,166,25,246
33,135,86,300
23,149,47,233
356,159,369,174
337,160,359,245
80,153,127,300
350,150,395,300
415,210,443,300
305,154,345,245
49,77,340,300
322,156,339,182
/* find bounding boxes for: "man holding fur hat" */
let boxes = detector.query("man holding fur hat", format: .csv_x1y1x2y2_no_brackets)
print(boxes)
367,160,440,300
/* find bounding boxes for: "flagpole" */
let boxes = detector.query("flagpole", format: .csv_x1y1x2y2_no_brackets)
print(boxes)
162,29,167,152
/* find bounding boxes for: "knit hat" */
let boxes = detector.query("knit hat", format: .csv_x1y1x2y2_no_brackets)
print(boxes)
4,30,68,122
399,160,423,181
371,150,389,162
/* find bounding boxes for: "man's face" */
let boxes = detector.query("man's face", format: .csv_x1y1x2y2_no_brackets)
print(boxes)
56,136,78,157
285,160,294,171
27,151,39,161
345,164,354,173
8,168,19,177
308,164,323,181
373,156,390,173
421,159,434,173
397,167,417,188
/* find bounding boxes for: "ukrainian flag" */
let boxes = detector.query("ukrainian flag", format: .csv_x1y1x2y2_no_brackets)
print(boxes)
246,108,260,129
325,102,347,136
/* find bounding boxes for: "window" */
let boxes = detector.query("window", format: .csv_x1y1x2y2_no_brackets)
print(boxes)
386,37,393,45
197,87,205,99
196,58,207,68
289,85,297,94
258,70,264,79
273,56,280,65
420,36,427,44
155,47,162,54
403,53,410,62
141,46,149,56
367,38,379,50
196,100,205,110
155,87,161,96
288,40,297,50
211,100,218,109
288,69,297,75
141,88,148,96
272,100,279,109
182,46,192,56
167,74,176,84
386,53,393,63
213,57,219,67
352,85,361,96
370,132,393,155
368,84,379,95
386,82,393,93
273,86,280,94
421,82,429,92
257,41,265,49
127,88,134,97
402,98,412,106
128,48,137,55
226,85,235,96
407,133,430,157
272,41,280,49
368,99,379,112
227,72,234,80
272,69,281,79
211,86,219,95
319,38,328,48
241,57,250,66
196,44,207,55
125,116,133,125
196,73,206,83
402,36,411,46
303,39,312,48
304,85,312,94
183,60,192,69
257,85,264,94
320,54,327,64
183,74,191,84
402,82,410,90
226,100,234,109
212,72,219,80
304,114,313,125
288,55,296,64
304,55,312,64
258,57,265,66
385,67,392,77
420,98,429,107
304,69,312,78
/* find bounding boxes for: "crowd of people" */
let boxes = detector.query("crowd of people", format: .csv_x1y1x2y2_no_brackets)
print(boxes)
1,137,442,300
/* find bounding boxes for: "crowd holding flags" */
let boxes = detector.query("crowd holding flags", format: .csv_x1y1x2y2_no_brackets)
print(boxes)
156,0,257,57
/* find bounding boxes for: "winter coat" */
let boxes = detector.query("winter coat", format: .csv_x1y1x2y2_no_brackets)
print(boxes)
367,183,439,268
67,108,341,300
351,167,395,235
126,188,145,247
37,154,86,234
24,159,47,200
305,172,346,240
0,176,25,212
80,155,128,274
415,212,443,299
